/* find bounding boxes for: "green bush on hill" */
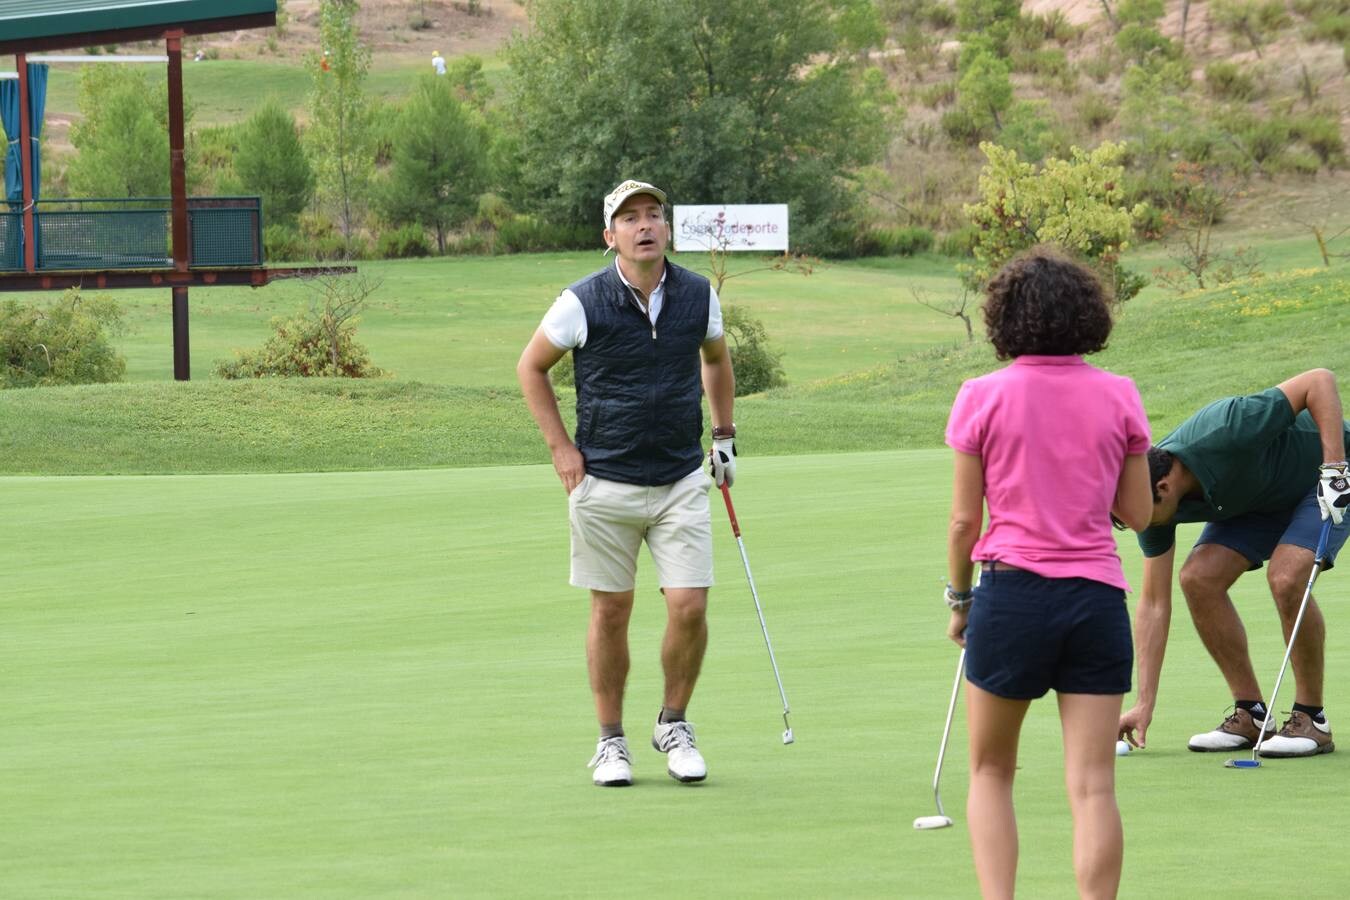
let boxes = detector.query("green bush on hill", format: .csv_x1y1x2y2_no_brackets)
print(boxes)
0,289,126,388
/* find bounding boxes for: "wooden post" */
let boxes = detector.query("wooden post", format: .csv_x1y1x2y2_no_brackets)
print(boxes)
16,52,36,273
166,31,191,379
172,285,190,380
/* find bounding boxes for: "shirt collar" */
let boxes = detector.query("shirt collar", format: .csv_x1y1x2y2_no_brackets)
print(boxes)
1012,355,1085,366
614,258,667,292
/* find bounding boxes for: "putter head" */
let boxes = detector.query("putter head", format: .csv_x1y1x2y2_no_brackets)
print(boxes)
1225,758,1262,769
913,815,954,830
782,728,794,745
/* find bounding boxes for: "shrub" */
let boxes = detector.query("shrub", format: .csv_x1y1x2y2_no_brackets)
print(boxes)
1077,92,1116,131
1290,114,1347,167
723,305,786,396
1204,61,1257,100
1304,12,1350,42
940,105,987,145
0,289,126,388
376,223,432,259
1115,24,1177,63
873,225,935,255
263,223,305,261
938,226,979,258
1239,118,1292,166
445,230,495,255
215,275,385,379
495,216,595,253
919,80,958,109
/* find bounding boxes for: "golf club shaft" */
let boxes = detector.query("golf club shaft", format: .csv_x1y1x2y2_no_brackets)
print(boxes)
933,647,966,819
1252,518,1333,757
719,483,792,728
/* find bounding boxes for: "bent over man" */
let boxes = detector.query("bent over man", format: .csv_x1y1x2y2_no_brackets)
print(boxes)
517,180,736,786
1120,369,1350,758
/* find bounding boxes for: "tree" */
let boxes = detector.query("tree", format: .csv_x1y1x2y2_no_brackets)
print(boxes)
234,99,314,228
962,141,1147,300
955,0,1021,53
957,52,1013,132
306,0,374,248
375,76,490,254
67,66,178,197
504,0,890,254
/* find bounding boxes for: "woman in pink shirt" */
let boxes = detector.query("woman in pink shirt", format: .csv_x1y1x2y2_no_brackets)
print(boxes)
944,248,1153,899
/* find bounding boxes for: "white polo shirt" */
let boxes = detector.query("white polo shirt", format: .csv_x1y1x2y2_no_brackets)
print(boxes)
539,260,724,350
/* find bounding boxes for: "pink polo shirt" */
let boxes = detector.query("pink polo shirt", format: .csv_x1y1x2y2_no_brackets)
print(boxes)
945,355,1151,590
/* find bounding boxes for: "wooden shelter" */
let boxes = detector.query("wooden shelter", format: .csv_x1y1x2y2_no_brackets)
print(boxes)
0,0,344,380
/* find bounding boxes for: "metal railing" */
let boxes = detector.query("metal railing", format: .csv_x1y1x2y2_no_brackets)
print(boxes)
0,196,264,271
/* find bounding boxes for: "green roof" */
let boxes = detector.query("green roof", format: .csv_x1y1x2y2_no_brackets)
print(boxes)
0,1,276,50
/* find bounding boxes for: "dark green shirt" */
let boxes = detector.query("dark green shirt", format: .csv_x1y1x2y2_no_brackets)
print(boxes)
1138,387,1350,557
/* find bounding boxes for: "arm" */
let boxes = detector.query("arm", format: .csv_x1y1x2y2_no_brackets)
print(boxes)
1277,368,1346,462
516,329,586,494
946,450,983,646
700,334,735,432
1112,453,1152,532
1119,545,1175,747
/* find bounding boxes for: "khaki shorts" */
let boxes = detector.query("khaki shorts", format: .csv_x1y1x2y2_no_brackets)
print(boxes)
568,468,714,592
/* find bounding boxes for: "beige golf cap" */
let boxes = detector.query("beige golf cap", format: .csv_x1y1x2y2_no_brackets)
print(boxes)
603,180,668,225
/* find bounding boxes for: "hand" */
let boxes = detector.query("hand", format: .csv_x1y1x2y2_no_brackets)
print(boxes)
1317,461,1350,525
552,443,586,494
708,438,736,487
946,609,968,648
1118,703,1153,749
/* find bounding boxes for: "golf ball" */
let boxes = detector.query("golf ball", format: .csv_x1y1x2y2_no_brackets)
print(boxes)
1115,740,1131,756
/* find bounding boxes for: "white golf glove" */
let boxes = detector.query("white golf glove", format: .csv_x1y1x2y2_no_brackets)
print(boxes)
1317,461,1350,525
708,438,736,487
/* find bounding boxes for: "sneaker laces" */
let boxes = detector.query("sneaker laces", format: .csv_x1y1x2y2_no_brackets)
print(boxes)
588,737,631,769
656,721,697,752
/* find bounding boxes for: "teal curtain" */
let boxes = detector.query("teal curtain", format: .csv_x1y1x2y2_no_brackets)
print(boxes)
2,63,47,203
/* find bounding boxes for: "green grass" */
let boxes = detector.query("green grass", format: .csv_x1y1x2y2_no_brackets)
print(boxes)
3,256,1346,475
4,452,1348,897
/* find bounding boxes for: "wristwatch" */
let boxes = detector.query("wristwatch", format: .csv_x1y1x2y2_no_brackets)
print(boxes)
712,424,737,440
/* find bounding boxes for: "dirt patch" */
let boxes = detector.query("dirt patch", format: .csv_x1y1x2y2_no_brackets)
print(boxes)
194,0,528,63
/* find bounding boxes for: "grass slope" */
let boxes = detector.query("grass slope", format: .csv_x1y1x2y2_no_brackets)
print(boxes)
4,453,1347,898
2,258,1346,475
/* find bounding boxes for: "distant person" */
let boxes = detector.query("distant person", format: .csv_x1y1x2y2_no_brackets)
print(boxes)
1119,369,1349,758
516,179,737,787
320,50,330,72
193,49,205,63
431,50,446,76
944,247,1151,899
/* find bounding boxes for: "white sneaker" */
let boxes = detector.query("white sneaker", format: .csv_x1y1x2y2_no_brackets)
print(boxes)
1257,711,1335,758
1187,707,1276,751
588,736,633,787
652,720,707,783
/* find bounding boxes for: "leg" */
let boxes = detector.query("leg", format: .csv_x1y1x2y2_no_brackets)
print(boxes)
1267,543,1324,707
660,587,708,709
1058,692,1125,900
1178,544,1262,700
588,589,635,725
965,682,1031,900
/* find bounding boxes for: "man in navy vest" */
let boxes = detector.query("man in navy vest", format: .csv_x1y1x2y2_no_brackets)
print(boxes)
517,180,737,787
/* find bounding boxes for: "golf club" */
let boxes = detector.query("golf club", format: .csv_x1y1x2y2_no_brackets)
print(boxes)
1225,518,1333,770
914,646,966,830
718,482,793,745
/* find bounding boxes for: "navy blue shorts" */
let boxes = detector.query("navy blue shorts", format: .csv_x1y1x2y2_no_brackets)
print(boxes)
965,568,1133,700
1196,488,1347,572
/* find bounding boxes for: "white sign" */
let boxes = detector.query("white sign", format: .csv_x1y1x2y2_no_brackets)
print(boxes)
673,204,790,252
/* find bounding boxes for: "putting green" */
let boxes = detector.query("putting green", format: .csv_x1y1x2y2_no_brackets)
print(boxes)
3,451,1346,897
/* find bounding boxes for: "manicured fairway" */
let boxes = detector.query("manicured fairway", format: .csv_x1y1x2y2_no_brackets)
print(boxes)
5,451,1347,897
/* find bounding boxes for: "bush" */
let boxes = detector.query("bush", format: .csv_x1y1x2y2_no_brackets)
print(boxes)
938,226,979,258
376,223,432,259
940,105,987,145
918,80,958,109
873,225,935,256
1077,92,1116,131
1290,114,1347,167
1115,24,1177,63
445,230,495,255
263,223,305,261
495,216,595,253
215,276,385,379
723,305,786,396
1204,61,1257,100
0,289,126,388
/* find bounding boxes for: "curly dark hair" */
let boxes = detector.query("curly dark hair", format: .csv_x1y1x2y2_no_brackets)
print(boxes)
983,246,1114,360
